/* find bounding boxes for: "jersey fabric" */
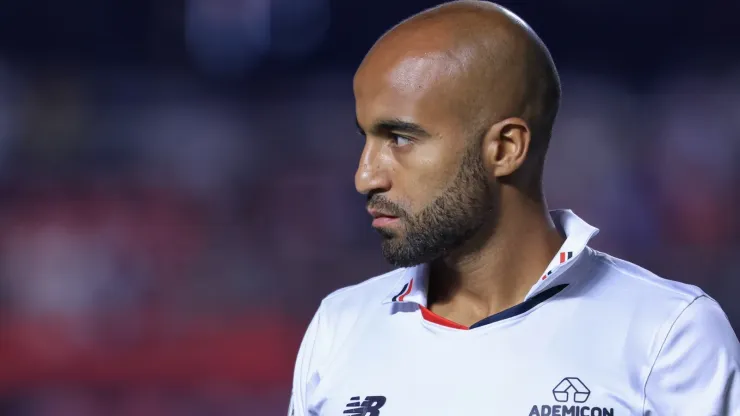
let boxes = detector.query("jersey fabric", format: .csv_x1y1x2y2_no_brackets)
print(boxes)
289,210,740,416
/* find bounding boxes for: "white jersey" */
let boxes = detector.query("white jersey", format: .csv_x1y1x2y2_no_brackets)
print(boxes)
289,210,740,416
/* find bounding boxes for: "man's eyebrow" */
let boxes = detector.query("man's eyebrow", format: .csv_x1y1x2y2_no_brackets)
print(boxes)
356,118,431,138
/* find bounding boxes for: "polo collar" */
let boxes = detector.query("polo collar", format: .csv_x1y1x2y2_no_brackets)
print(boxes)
382,209,600,305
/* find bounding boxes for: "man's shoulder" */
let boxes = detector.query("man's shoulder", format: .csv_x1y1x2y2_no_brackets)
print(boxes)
307,269,406,351
588,248,706,302
584,249,739,355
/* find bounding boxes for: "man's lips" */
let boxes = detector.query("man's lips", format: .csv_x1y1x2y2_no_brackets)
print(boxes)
372,216,400,227
367,208,400,227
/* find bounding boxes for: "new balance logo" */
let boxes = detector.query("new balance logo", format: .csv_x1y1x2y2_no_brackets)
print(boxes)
343,396,386,416
553,377,590,403
528,378,615,416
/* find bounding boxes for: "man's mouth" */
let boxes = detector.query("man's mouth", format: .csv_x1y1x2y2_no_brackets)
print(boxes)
367,208,401,227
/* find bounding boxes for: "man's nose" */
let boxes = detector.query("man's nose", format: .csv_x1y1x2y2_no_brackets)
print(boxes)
355,140,391,195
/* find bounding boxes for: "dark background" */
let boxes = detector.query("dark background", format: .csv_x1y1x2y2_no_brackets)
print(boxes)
0,1,738,415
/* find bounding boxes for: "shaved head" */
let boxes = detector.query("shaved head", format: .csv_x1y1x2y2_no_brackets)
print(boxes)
354,1,560,266
358,0,560,168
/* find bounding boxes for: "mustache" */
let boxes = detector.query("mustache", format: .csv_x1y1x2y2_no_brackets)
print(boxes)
366,194,408,218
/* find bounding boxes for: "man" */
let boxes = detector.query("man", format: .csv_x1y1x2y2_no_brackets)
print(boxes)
289,1,740,415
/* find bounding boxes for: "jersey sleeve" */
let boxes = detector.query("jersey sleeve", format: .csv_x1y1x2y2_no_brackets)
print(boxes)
643,295,740,415
289,303,331,416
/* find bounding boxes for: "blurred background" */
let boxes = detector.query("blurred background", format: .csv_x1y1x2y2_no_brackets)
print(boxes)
0,0,738,414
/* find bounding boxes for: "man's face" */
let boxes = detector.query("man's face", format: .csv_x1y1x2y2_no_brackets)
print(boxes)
354,52,497,267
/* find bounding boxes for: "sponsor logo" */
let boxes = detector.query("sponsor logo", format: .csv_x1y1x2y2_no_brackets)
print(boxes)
343,396,387,416
528,378,615,416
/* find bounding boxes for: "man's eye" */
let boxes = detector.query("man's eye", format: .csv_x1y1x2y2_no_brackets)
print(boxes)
392,135,412,146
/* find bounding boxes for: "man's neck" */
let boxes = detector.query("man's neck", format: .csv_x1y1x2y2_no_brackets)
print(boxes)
427,193,565,327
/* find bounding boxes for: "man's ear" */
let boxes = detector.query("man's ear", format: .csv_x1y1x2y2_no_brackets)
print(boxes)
481,117,531,178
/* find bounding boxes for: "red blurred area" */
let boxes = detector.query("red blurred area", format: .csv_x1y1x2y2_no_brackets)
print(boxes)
0,183,303,412
0,313,300,392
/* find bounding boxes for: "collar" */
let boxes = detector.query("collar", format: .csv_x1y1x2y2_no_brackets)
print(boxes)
382,209,600,305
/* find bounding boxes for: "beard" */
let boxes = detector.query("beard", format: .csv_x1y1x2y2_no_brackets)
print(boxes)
367,142,497,267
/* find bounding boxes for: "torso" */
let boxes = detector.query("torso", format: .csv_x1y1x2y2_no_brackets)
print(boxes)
311,290,647,416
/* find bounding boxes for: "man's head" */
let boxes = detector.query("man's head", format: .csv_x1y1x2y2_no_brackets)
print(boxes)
354,0,560,267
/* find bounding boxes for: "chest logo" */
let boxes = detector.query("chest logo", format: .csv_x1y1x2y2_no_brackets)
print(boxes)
528,378,615,416
343,396,386,416
553,377,590,403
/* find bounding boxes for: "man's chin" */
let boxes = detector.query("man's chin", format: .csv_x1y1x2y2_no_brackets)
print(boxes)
373,226,401,240
380,241,430,268
382,255,423,268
